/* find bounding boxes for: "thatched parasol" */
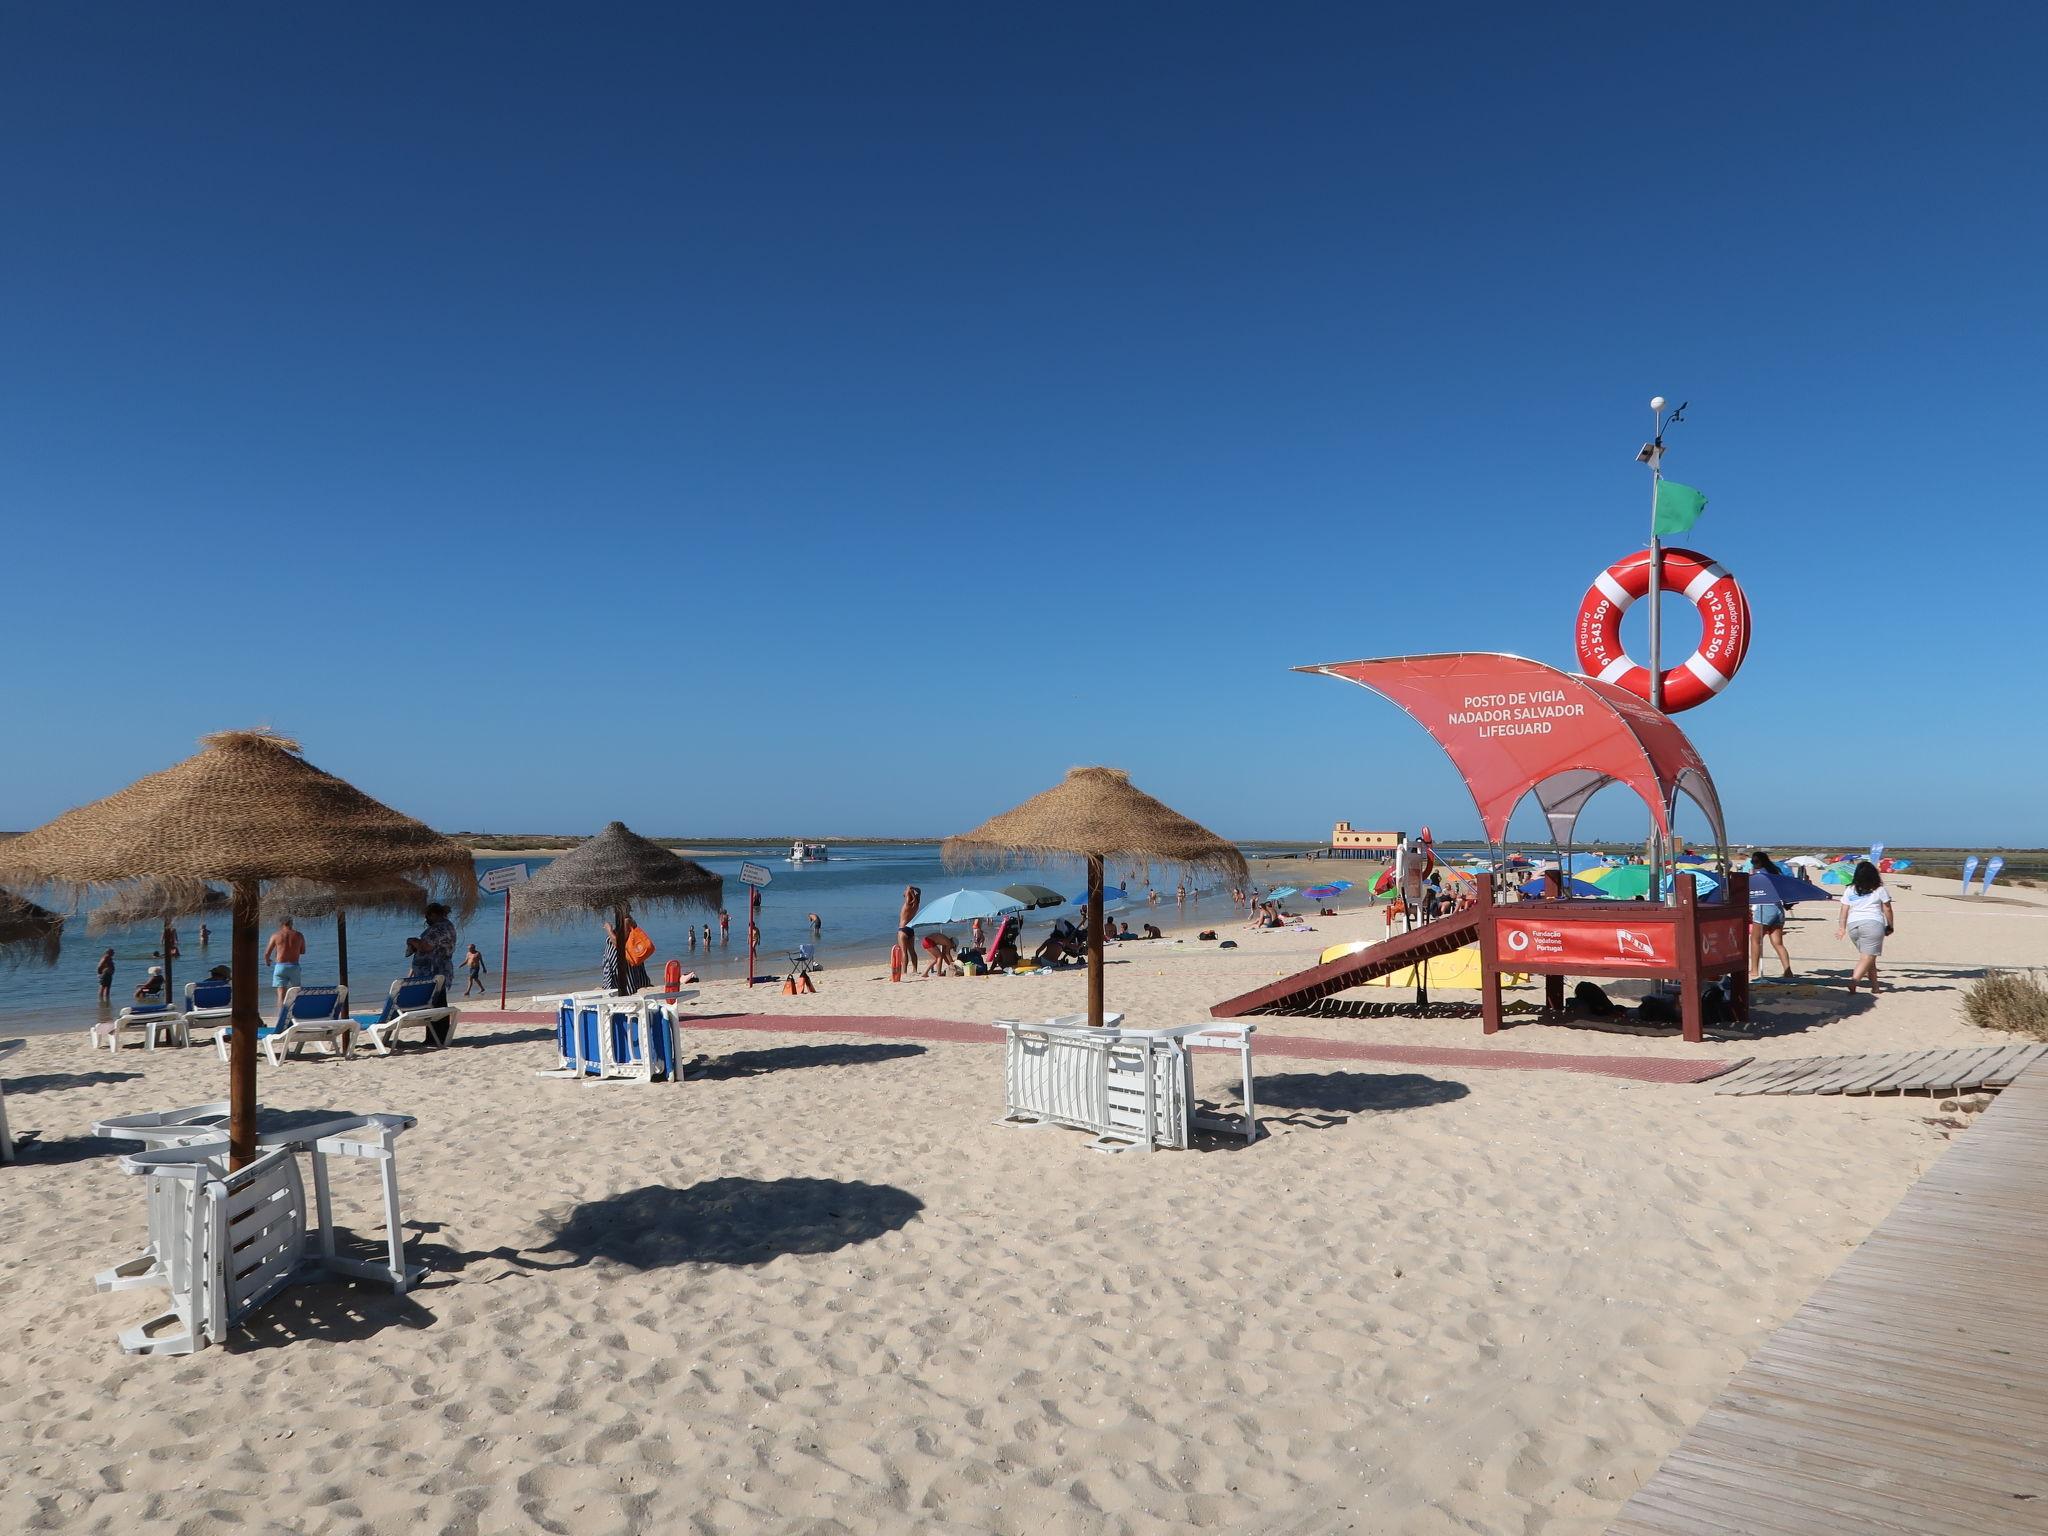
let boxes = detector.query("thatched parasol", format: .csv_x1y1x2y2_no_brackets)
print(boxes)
0,730,477,1167
0,889,65,967
945,766,1247,1028
88,878,231,1007
261,875,428,989
512,821,723,996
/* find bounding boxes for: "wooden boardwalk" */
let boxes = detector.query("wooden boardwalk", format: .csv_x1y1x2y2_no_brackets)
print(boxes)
1711,1042,2048,1097
1608,1064,2048,1533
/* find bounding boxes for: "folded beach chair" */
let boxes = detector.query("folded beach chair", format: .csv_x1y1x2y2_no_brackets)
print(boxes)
215,985,353,1065
353,977,457,1056
95,1002,188,1052
783,944,819,992
180,979,235,1040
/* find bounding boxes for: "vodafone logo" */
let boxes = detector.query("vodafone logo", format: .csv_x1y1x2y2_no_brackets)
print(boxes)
1506,930,1531,953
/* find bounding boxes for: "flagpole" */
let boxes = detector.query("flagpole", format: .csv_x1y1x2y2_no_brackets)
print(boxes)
1645,395,1667,899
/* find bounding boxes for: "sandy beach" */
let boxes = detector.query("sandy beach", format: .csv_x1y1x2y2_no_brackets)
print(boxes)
3,874,2040,1535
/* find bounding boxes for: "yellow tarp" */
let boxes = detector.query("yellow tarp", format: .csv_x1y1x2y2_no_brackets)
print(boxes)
1319,941,1529,990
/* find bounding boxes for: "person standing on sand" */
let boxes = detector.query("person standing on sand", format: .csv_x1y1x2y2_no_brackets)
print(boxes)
97,947,116,1004
898,886,921,969
415,902,458,987
1748,851,1794,981
264,916,306,1006
1836,860,1894,996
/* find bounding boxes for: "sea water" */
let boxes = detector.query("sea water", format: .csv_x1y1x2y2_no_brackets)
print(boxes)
2,843,1282,1036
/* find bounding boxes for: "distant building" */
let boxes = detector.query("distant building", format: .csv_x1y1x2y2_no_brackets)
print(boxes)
1328,821,1399,860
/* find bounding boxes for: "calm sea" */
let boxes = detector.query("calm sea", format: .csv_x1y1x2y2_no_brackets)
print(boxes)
3,843,1295,1037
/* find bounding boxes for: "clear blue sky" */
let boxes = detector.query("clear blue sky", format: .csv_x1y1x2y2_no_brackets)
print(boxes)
4,5,2041,847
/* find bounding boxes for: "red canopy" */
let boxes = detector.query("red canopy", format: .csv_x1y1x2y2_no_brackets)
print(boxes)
1297,652,1727,850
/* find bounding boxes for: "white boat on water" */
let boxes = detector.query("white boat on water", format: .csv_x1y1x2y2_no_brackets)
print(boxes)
788,839,829,863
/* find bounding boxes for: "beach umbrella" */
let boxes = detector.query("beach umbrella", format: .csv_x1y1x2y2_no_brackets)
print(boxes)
88,878,231,1009
909,889,1026,927
1069,885,1130,906
1746,869,1834,906
1519,874,1607,898
261,875,428,989
1584,864,1723,900
512,821,722,996
945,766,1248,1029
1304,884,1342,900
0,889,65,967
0,730,476,1168
1265,886,1300,901
999,883,1066,910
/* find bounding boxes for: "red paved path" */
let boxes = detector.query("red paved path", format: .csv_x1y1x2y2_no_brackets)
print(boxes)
475,1011,1732,1085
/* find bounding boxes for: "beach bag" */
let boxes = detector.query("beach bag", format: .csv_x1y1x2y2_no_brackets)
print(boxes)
625,926,655,966
1637,993,1680,1024
1198,930,1218,941
1572,981,1617,1017
1700,981,1733,1027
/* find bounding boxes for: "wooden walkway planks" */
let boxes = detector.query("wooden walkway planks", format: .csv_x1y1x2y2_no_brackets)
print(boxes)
1608,1065,2048,1534
1713,1042,2048,1097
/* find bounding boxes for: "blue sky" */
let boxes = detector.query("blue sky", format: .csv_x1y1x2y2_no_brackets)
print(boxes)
3,5,2040,847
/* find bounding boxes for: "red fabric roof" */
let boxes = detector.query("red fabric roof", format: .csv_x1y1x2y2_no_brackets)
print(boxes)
1297,652,1727,848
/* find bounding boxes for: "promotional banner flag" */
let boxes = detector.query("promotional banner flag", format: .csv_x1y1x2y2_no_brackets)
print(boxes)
1981,855,2005,894
1869,843,1884,864
1962,855,1980,894
1653,480,1708,536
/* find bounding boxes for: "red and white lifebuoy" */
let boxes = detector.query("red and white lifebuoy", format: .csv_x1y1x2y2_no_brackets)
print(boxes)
1574,546,1751,713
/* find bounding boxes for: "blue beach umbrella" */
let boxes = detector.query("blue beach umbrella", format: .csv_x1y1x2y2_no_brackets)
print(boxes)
1519,874,1607,898
909,889,1026,927
1068,885,1129,907
1746,869,1834,906
1264,886,1300,901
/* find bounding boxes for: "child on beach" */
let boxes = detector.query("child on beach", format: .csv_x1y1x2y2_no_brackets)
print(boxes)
97,948,115,1003
462,943,488,996
1836,860,1894,996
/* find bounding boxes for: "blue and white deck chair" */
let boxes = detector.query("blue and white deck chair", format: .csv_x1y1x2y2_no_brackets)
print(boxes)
95,1001,187,1052
353,977,457,1055
180,979,235,1041
216,985,353,1066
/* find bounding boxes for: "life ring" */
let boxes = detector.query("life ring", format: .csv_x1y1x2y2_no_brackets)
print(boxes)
1575,545,1750,712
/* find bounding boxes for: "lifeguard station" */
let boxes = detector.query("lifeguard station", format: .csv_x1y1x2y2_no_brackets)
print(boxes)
1214,653,1749,1043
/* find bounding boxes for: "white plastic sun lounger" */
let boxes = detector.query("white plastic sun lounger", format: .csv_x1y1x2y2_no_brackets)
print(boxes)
216,985,353,1065
94,1003,188,1052
990,1017,1258,1151
180,979,235,1040
354,977,458,1056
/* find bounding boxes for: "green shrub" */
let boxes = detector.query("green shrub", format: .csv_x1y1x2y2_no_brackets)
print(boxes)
1962,970,2048,1041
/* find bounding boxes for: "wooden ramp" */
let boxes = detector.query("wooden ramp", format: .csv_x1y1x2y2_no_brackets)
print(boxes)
1608,1064,2048,1533
1209,911,1480,1018
1711,1042,2048,1097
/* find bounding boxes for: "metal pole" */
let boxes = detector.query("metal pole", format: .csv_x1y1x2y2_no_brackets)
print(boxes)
746,884,759,987
1646,396,1667,897
499,891,510,1009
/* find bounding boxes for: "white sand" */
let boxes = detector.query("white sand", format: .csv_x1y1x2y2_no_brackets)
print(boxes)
2,875,2038,1534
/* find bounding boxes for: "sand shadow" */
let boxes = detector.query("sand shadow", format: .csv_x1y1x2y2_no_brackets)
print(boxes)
534,1177,923,1270
5,1069,143,1094
8,1132,132,1165
691,1042,925,1079
229,1280,438,1351
1252,1070,1470,1115
450,1025,555,1048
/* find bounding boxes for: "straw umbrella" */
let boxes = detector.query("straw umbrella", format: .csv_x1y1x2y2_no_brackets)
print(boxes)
0,890,65,967
261,875,427,989
944,767,1247,1028
88,878,230,1009
512,821,723,996
0,730,476,1167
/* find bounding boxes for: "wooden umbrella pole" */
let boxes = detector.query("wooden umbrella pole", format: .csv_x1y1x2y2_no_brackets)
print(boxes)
336,908,350,990
1086,853,1105,1029
228,879,261,1170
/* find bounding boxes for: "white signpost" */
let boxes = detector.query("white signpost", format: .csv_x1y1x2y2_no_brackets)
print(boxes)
477,863,531,1006
738,862,773,888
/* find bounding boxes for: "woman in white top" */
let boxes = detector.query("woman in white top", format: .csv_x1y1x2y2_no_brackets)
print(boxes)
1834,860,1894,996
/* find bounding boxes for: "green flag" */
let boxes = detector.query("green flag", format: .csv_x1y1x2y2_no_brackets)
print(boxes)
1653,479,1707,536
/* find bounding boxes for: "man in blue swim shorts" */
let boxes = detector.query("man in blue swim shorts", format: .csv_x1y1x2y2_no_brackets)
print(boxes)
264,915,308,1006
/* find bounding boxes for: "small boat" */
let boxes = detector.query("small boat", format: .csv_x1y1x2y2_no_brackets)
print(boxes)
788,840,830,863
